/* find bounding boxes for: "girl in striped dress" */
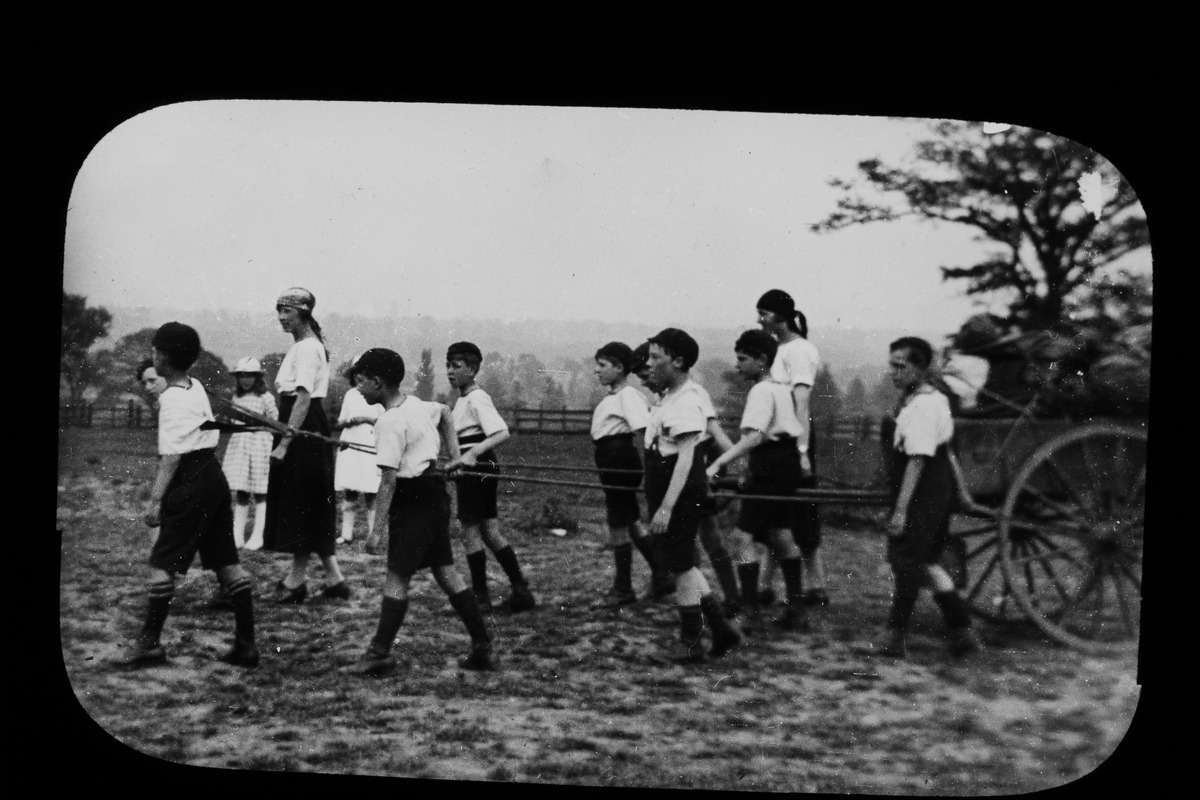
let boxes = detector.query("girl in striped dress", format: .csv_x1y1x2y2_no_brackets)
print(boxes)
222,357,277,549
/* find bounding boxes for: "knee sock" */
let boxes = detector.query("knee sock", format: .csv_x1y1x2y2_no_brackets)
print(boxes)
737,562,760,608
699,594,736,639
493,545,527,588
365,507,376,538
140,578,175,647
613,543,633,591
707,545,741,602
678,605,704,646
466,550,489,595
449,589,491,645
232,504,249,547
934,590,972,631
780,556,804,608
371,596,409,652
631,533,659,574
888,572,922,631
250,501,267,543
224,574,256,647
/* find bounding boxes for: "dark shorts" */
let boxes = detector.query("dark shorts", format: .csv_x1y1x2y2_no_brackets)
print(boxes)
150,449,239,574
886,444,954,577
594,434,643,528
790,425,822,554
644,448,708,574
264,396,337,557
454,434,499,522
737,438,802,541
387,473,455,578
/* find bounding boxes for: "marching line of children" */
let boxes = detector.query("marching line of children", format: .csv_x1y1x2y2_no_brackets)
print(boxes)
119,290,981,673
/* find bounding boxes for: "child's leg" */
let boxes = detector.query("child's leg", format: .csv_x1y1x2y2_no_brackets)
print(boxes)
768,528,809,631
358,571,409,673
232,491,251,548
698,513,740,612
215,564,258,665
926,563,980,655
458,521,491,604
729,530,761,612
676,567,741,660
606,523,637,599
121,567,175,665
432,565,495,669
317,553,351,598
245,493,267,550
479,518,535,610
759,546,778,604
363,492,377,543
338,490,357,543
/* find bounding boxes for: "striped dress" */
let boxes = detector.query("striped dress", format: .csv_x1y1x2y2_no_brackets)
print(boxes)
222,392,278,494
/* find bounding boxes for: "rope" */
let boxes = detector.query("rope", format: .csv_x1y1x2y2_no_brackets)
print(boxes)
204,388,376,454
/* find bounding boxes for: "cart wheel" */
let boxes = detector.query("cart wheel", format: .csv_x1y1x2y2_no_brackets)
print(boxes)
946,508,1037,624
998,421,1146,654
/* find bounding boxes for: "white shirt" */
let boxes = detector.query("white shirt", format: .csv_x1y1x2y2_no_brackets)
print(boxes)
591,384,651,440
770,336,820,389
941,353,990,411
645,380,708,455
375,397,447,478
893,386,954,457
157,377,219,455
275,337,329,398
452,387,508,440
740,380,804,441
338,387,384,447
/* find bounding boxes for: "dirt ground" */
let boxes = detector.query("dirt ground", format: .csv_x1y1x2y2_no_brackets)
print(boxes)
55,427,1142,794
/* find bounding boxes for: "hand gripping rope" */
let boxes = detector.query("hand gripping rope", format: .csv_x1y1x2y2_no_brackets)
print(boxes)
203,387,376,455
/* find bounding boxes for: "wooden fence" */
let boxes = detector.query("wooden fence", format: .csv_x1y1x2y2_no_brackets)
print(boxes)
59,402,883,442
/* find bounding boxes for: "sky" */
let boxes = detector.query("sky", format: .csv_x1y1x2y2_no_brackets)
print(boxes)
63,101,1021,335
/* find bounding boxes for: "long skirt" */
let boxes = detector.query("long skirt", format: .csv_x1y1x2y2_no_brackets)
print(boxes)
263,395,338,557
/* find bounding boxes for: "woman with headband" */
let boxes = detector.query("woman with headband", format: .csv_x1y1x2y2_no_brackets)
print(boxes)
263,287,352,603
751,289,830,613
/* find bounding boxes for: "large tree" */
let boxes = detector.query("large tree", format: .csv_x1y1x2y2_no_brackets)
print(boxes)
60,292,112,407
814,121,1149,332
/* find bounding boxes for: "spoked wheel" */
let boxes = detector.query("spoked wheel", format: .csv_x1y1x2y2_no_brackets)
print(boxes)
945,507,1037,624
998,421,1147,654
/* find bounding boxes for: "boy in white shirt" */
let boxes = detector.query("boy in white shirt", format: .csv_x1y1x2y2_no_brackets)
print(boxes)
352,348,495,675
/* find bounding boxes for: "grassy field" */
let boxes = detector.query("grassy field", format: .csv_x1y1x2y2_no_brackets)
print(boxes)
55,426,1142,793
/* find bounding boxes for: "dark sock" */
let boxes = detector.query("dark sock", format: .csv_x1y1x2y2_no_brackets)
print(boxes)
140,578,174,647
449,589,491,645
630,533,658,573
780,557,804,608
613,543,633,590
708,545,740,601
888,572,922,630
493,545,527,588
934,590,972,630
699,593,736,638
737,562,760,607
224,575,255,647
372,596,409,652
679,605,704,645
466,550,488,594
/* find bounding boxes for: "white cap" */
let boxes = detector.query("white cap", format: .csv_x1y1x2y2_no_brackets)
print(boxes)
233,357,263,374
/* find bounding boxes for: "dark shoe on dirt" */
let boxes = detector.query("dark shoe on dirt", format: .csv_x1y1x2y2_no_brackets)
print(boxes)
877,628,907,658
596,586,638,608
318,581,352,601
669,639,707,665
473,589,493,611
773,604,811,633
503,584,537,613
118,641,168,669
802,589,830,608
219,641,260,668
276,582,307,604
199,592,234,611
947,627,983,657
357,643,397,676
460,642,497,671
756,587,777,607
709,626,742,658
722,596,743,619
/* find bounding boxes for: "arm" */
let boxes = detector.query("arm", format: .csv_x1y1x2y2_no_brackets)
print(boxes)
365,467,397,555
706,429,765,479
270,387,311,462
143,454,182,527
791,384,813,474
438,405,462,464
649,432,699,535
447,428,510,470
706,417,734,455
885,455,927,537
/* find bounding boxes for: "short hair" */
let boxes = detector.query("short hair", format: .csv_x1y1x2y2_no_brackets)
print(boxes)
135,358,155,382
734,329,777,364
353,348,406,387
594,341,634,374
648,328,699,371
890,336,934,370
152,322,202,370
630,342,651,374
446,341,483,371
